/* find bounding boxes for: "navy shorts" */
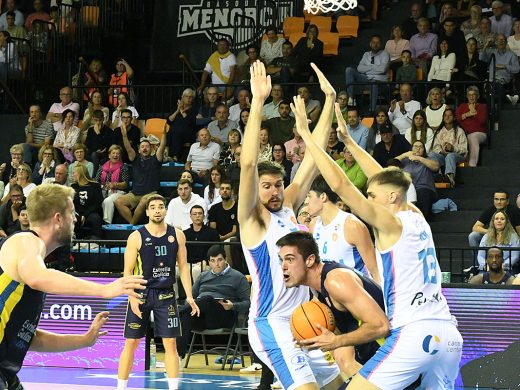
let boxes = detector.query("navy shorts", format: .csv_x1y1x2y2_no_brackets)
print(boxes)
124,288,181,339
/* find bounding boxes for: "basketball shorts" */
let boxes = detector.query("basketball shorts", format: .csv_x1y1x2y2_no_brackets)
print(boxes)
124,288,181,339
249,317,340,390
359,318,463,390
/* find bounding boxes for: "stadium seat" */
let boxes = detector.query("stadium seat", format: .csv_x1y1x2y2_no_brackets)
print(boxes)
337,15,359,38
321,32,340,56
289,32,306,47
144,118,167,138
304,9,322,23
310,16,332,33
81,6,100,28
282,17,304,38
361,117,374,128
417,67,423,81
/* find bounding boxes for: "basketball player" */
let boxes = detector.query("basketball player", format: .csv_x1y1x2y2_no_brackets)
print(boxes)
308,175,379,284
291,97,463,389
277,231,388,378
0,184,147,390
238,61,344,390
117,195,200,390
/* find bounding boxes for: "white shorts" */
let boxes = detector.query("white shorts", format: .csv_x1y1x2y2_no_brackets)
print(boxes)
249,317,340,390
359,319,463,390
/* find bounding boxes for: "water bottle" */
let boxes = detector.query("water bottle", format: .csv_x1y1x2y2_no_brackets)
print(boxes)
150,339,156,369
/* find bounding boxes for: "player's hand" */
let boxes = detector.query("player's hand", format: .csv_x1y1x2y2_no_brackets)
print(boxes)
290,96,312,139
129,296,143,319
101,275,147,299
334,103,352,144
84,311,109,346
296,324,339,352
250,60,271,101
186,297,200,317
311,63,336,98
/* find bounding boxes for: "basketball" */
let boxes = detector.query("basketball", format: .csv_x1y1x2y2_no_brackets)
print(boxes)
290,300,336,341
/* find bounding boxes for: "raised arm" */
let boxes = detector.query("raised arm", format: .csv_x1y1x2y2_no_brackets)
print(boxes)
155,122,168,162
121,124,136,162
284,63,336,210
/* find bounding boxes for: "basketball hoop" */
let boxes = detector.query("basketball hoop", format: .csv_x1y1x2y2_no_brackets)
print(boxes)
304,0,357,14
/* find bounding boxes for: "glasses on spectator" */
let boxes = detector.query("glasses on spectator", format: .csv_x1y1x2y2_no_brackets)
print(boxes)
273,148,283,152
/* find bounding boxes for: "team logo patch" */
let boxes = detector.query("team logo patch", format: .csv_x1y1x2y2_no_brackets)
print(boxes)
168,235,175,243
145,237,151,242
324,351,335,364
128,323,141,329
168,304,176,315
291,354,306,365
422,335,440,355
332,233,338,242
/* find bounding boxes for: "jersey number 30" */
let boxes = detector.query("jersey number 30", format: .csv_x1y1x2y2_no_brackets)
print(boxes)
155,245,167,256
419,248,437,284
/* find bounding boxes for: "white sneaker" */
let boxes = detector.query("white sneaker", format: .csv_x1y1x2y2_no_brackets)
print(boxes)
239,362,262,373
513,95,519,106
507,94,514,104
271,380,282,389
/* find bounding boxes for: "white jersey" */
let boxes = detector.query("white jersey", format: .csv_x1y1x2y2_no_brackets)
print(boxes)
376,210,452,330
313,210,367,273
243,207,309,319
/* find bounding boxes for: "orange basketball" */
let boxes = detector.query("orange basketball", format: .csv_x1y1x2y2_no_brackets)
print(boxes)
290,300,336,341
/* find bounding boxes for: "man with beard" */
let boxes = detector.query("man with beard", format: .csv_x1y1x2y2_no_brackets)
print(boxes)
209,180,238,242
117,195,200,390
469,247,515,285
0,184,147,390
238,61,345,390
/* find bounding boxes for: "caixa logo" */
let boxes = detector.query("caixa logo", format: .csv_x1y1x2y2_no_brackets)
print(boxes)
177,0,293,50
422,334,441,355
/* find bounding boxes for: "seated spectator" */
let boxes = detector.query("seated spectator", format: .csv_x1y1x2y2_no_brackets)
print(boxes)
461,4,483,38
489,0,512,35
95,144,129,224
468,189,520,247
409,18,438,75
46,86,80,132
386,158,418,203
0,144,23,195
0,184,24,238
388,83,422,135
5,11,26,41
22,104,54,165
385,25,410,74
2,163,36,201
284,124,305,164
395,50,418,83
0,0,24,30
108,58,134,108
345,34,390,111
196,86,219,127
113,109,140,163
53,109,81,162
219,129,241,168
326,124,345,160
452,37,487,90
437,1,457,27
372,126,412,167
427,39,456,83
258,127,272,161
71,165,103,240
236,45,263,83
346,107,369,150
165,179,207,230
183,204,220,270
32,145,58,184
197,38,236,99
226,145,241,194
266,41,297,84
229,89,251,122
80,91,110,132
176,245,250,360
111,92,138,129
290,146,306,183
260,25,284,65
237,108,249,134
25,0,51,31
477,211,520,270
456,86,487,167
438,18,466,57
293,86,322,125
507,19,520,57
405,109,435,151
166,88,197,162
424,87,447,131
402,2,423,39
428,107,468,187
0,31,20,81
336,146,368,191
332,91,349,125
271,143,293,188
207,104,239,145
367,110,397,153
204,165,226,210
470,247,515,284
186,128,220,182
42,163,68,185
209,180,238,242
475,17,496,52
262,84,283,121
114,127,166,225
81,58,107,104
68,143,93,179
481,34,520,102
292,24,323,77
263,99,295,145
17,204,29,231
85,109,113,173
397,140,440,219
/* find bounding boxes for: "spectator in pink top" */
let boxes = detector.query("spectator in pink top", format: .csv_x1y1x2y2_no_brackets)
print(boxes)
284,124,305,164
385,25,410,75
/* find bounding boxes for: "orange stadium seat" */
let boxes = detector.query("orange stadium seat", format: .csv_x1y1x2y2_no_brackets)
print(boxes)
337,15,359,38
144,118,167,138
309,16,332,33
81,6,100,28
321,32,339,56
289,32,306,47
361,117,374,128
282,17,304,38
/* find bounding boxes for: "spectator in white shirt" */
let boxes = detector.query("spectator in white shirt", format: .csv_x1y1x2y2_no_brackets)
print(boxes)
46,86,80,132
427,39,456,82
260,25,285,65
388,83,422,135
262,84,283,121
186,128,220,182
490,0,513,36
228,88,251,122
197,38,236,99
165,179,207,230
0,0,24,30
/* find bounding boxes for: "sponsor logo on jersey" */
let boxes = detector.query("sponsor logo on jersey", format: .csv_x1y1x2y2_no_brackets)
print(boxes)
168,235,175,243
159,293,174,300
128,323,141,329
422,334,440,355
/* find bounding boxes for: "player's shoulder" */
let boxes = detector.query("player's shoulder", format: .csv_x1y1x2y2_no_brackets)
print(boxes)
324,266,358,290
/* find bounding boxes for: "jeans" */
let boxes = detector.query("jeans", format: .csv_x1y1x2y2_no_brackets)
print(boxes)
468,231,483,248
345,67,379,112
428,152,465,175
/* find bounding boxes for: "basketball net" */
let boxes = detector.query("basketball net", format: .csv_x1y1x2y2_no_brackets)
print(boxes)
304,0,357,14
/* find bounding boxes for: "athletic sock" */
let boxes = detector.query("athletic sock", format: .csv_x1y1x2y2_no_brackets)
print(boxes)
117,379,128,389
167,377,180,390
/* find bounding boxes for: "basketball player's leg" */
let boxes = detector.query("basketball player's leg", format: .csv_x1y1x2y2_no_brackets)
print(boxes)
333,346,362,378
304,348,343,390
347,374,381,389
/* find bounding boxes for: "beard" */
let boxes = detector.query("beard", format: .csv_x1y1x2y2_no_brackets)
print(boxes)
150,215,165,225
56,223,74,247
264,200,283,213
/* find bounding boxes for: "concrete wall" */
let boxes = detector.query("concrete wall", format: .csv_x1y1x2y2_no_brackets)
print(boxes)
0,115,27,161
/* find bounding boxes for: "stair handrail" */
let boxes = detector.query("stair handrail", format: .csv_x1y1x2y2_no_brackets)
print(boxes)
487,53,497,148
179,54,200,86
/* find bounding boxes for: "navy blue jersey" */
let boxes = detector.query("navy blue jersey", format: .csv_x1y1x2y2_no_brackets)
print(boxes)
134,225,178,289
318,261,385,364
